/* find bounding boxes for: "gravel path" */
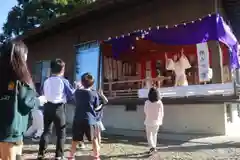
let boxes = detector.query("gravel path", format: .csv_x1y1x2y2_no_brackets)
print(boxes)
23,134,240,159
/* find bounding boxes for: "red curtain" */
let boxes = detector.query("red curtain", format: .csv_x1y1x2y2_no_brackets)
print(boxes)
140,43,229,79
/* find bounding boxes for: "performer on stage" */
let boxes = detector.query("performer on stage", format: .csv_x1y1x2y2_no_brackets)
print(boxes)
165,48,191,86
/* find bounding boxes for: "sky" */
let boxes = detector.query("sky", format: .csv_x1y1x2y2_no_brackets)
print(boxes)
0,0,17,33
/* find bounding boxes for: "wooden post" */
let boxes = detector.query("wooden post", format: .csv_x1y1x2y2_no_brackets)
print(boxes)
207,41,224,83
109,81,112,97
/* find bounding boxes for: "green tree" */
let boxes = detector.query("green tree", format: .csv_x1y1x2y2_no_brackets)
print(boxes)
2,0,93,38
0,34,9,45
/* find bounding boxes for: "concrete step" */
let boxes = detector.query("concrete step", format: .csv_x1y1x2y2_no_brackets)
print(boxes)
104,127,240,144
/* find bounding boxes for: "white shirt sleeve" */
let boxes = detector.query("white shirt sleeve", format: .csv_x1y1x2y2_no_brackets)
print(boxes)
159,100,164,118
144,101,148,116
166,59,175,70
179,55,191,69
43,79,48,96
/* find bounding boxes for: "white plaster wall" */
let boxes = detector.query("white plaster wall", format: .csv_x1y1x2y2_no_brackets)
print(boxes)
161,104,226,134
102,104,226,135
65,103,227,135
225,103,240,136
103,105,145,130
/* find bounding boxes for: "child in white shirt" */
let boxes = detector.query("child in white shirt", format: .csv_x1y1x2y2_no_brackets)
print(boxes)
144,87,164,154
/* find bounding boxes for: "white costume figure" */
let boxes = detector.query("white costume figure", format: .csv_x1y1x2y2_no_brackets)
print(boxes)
165,49,191,86
25,96,46,141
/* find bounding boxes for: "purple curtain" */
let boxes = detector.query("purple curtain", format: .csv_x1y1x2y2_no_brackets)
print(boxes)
105,14,239,68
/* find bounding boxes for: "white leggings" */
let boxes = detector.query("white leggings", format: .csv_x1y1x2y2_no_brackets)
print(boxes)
25,109,44,137
145,125,160,148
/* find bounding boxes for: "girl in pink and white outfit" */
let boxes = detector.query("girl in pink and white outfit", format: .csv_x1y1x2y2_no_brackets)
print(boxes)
144,87,164,155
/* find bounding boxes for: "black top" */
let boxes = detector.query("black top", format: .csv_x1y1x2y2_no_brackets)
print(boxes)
74,89,100,125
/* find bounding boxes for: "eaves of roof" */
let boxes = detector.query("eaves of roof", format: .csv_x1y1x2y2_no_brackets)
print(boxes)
16,0,149,42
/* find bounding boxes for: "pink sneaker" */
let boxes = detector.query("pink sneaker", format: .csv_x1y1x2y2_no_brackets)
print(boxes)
92,153,100,160
68,153,76,160
93,156,100,160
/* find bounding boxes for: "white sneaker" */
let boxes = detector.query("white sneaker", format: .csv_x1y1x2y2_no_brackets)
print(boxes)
55,157,67,160
32,136,41,142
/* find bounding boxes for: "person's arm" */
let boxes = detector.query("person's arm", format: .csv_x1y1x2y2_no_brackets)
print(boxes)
159,100,164,119
98,89,108,105
62,78,75,101
94,91,101,110
95,104,103,111
165,53,175,71
94,92,101,109
144,101,148,116
179,49,191,69
18,82,40,115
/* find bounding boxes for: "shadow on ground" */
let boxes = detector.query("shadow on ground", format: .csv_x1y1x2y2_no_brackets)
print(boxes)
97,141,240,159
23,133,240,159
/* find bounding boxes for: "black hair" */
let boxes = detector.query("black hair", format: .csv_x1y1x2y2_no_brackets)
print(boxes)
0,41,33,94
51,58,65,74
81,72,94,88
148,87,160,103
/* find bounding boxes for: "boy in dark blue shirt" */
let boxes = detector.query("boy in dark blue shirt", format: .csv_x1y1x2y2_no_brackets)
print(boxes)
76,88,108,150
70,73,101,160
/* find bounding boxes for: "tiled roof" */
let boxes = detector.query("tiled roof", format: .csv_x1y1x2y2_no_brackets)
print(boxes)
223,0,240,41
16,0,147,41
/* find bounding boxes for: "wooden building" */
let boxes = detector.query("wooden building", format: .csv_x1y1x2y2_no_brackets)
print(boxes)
18,0,240,137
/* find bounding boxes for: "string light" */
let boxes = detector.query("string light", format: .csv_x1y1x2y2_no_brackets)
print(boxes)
104,13,215,42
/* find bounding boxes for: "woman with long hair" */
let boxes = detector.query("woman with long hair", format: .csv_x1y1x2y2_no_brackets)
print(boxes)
0,41,46,160
144,87,164,155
